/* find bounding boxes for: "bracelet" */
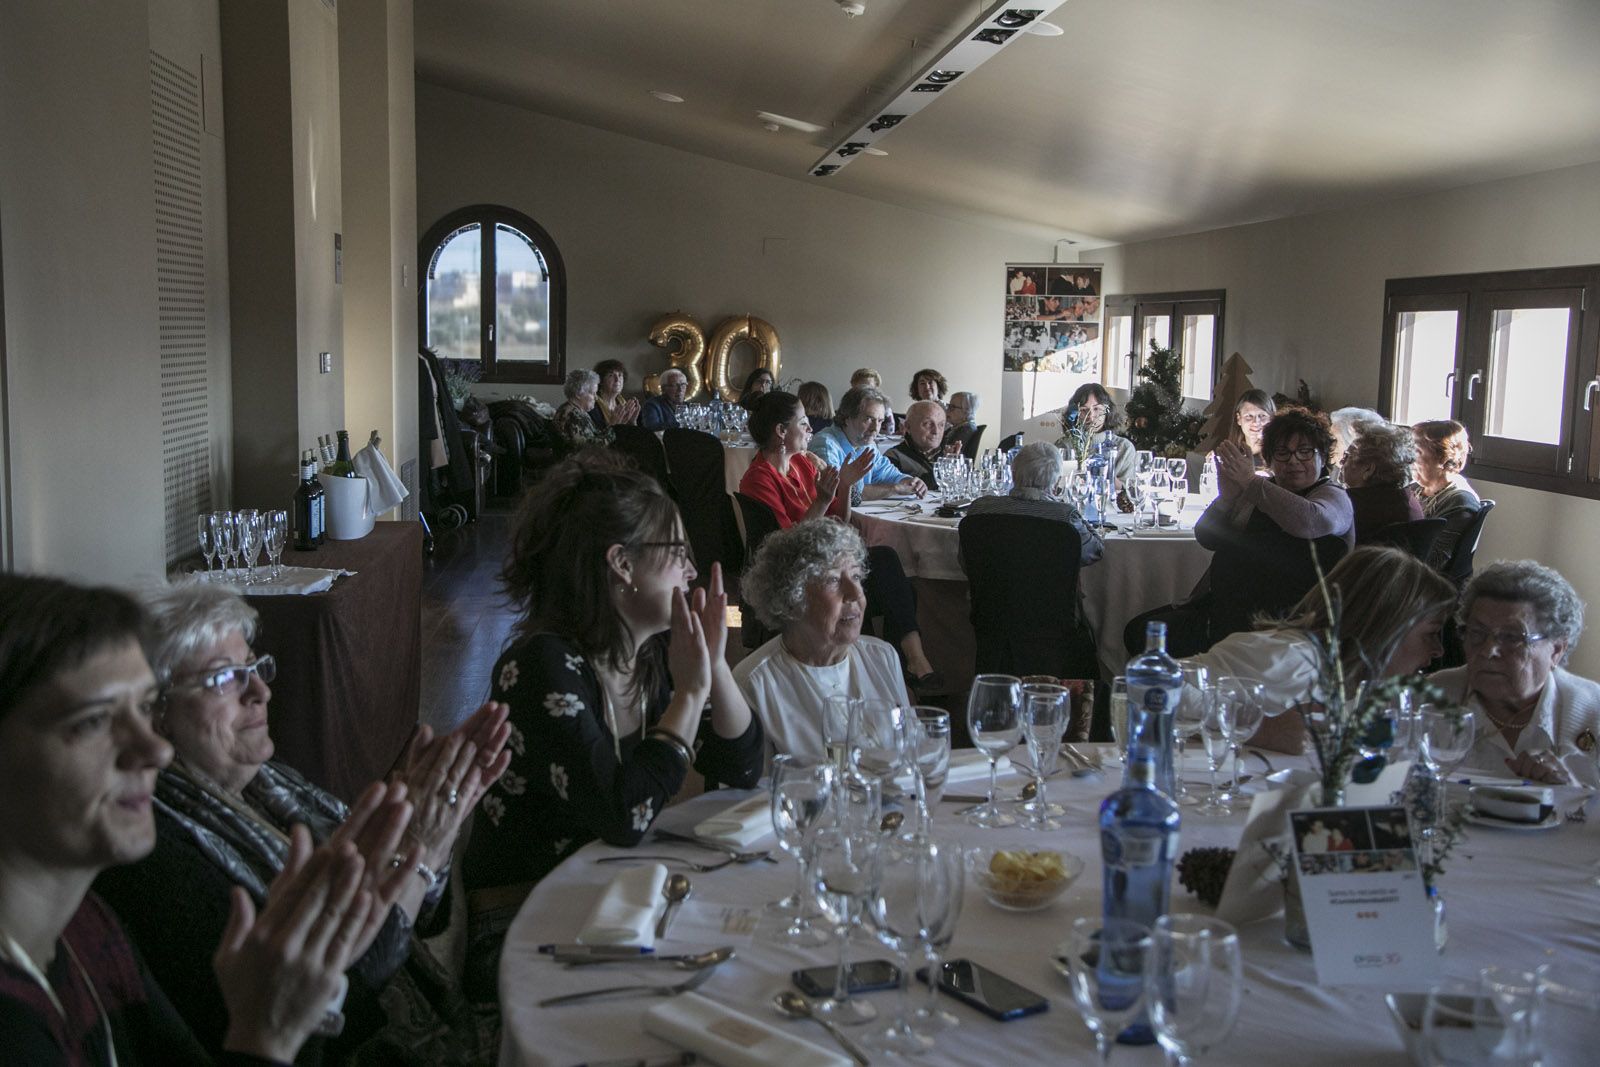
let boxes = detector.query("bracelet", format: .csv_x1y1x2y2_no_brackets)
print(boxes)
647,728,694,767
413,859,440,890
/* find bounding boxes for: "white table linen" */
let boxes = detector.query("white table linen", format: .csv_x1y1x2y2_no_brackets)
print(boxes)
499,753,1600,1066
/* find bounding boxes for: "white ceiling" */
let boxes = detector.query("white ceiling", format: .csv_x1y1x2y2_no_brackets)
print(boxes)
414,0,1600,246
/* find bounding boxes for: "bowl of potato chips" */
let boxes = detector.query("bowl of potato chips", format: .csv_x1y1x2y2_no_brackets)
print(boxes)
968,846,1085,911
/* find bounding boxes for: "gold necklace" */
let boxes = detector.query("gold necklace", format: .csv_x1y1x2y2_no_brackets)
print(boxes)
1482,704,1534,732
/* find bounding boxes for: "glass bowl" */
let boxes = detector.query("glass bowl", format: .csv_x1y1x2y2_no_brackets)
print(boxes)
967,846,1085,911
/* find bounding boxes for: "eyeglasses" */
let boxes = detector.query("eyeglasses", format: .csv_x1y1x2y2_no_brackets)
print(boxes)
1238,413,1271,426
1460,625,1548,652
1271,446,1319,462
171,654,276,696
638,540,695,568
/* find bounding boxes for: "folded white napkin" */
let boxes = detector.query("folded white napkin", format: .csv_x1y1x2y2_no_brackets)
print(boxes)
203,566,354,596
645,992,851,1067
1129,524,1194,538
577,864,668,946
948,750,1011,785
352,440,409,515
1471,785,1553,823
693,794,773,848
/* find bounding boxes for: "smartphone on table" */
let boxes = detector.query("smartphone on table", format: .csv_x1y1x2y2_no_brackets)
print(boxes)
917,958,1049,1021
791,959,902,997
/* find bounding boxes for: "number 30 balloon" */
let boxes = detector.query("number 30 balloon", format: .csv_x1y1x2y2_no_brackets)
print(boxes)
643,312,706,398
642,312,781,400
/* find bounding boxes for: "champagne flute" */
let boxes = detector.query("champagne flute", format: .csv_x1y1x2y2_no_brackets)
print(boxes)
210,511,235,582
1019,683,1068,830
866,834,962,1054
965,674,1022,828
1197,685,1235,816
267,509,288,578
812,826,881,1025
1146,915,1243,1066
1223,678,1265,799
907,708,951,835
238,509,263,585
1056,917,1153,1063
197,515,216,576
764,755,834,948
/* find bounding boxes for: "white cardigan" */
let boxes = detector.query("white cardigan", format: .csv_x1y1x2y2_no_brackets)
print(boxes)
1428,665,1600,785
732,635,910,765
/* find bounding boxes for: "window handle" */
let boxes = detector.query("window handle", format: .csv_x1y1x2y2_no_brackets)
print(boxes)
487,322,495,343
1444,371,1455,398
1584,377,1600,412
1466,370,1483,400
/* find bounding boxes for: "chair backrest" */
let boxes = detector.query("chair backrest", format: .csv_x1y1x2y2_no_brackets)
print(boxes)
1443,499,1495,585
734,492,783,560
1208,524,1351,645
960,424,986,462
1367,517,1447,560
958,512,1094,678
662,428,742,580
609,424,671,488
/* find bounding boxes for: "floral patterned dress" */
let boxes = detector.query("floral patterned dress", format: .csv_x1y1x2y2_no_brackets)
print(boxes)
460,632,761,1000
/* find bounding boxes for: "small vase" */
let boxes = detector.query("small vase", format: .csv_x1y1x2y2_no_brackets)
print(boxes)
1429,886,1447,952
1282,871,1312,951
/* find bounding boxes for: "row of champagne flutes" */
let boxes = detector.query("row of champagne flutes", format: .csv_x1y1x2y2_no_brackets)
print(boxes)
197,510,287,585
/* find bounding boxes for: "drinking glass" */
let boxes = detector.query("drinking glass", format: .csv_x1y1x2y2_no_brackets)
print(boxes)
1533,961,1600,1067
909,845,966,1037
1019,683,1068,830
1478,965,1540,1065
1146,915,1242,1066
197,515,216,575
1136,449,1155,475
965,674,1022,828
1223,677,1265,798
1421,708,1477,772
1166,457,1190,497
764,755,834,947
238,509,263,585
823,696,855,774
1197,686,1234,816
907,708,951,835
852,700,910,799
1174,662,1211,805
1056,917,1153,1062
812,826,881,1025
1108,676,1129,763
866,834,962,1054
210,512,235,582
267,510,288,578
1125,478,1149,531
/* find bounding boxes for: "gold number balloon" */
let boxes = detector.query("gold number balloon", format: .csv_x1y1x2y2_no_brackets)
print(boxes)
645,312,706,398
707,315,782,403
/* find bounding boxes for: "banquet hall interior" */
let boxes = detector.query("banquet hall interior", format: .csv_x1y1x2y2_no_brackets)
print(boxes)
4,0,1600,1062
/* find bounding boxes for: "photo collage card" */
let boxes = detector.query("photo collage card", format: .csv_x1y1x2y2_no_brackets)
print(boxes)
1003,265,1104,374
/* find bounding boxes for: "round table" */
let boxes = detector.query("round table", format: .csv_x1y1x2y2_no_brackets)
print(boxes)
851,499,1214,681
497,755,1599,1066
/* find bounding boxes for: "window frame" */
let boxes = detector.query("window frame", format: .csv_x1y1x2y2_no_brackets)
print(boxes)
1378,264,1600,499
418,204,567,386
1103,289,1225,401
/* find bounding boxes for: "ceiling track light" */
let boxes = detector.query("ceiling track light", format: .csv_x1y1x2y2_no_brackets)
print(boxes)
810,0,1066,178
757,110,827,134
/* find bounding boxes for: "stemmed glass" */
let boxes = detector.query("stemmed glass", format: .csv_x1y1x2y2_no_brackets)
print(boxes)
1223,678,1265,799
1124,477,1149,532
197,515,216,576
824,696,854,774
764,755,834,948
238,509,263,585
907,708,951,836
1418,707,1477,853
1057,917,1153,1062
1108,676,1129,764
1019,683,1069,830
1174,662,1211,805
965,674,1022,828
1166,457,1190,501
1478,965,1540,1065
851,700,910,800
909,846,966,1038
1146,915,1243,1066
811,826,881,1025
866,834,963,1054
1197,685,1235,816
210,512,236,582
1532,960,1600,1067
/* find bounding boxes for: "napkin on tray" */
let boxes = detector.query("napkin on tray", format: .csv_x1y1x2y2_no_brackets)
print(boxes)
1129,524,1193,538
1471,785,1554,823
693,794,772,848
645,992,851,1067
947,750,1011,785
577,863,668,946
202,566,355,596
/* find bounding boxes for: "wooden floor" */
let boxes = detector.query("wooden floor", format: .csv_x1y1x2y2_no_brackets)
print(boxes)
419,510,519,735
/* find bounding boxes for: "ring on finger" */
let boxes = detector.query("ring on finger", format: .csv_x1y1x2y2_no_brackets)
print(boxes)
444,787,460,806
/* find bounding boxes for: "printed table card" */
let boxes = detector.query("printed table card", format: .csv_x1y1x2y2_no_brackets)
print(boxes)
1290,804,1440,990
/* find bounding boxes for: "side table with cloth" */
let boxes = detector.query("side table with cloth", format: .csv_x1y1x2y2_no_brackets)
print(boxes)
243,521,423,802
497,755,1600,1066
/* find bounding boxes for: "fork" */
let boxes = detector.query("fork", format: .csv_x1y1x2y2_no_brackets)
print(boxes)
594,854,740,873
537,962,715,1007
650,829,776,864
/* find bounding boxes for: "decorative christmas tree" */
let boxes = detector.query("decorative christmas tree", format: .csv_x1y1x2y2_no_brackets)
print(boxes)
1123,342,1204,457
1196,351,1257,454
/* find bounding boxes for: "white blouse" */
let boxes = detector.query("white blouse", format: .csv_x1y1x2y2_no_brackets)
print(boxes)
732,635,911,765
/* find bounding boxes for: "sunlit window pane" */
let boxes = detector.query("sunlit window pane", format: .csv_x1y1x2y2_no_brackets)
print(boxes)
425,224,480,362
1140,315,1171,368
495,225,550,364
1103,313,1132,388
1180,313,1215,401
1486,306,1570,445
1392,310,1458,425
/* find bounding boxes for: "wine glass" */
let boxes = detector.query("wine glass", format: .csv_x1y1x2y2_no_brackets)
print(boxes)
811,826,881,1025
909,845,966,1038
267,510,288,578
197,515,216,576
1166,457,1190,497
210,511,235,582
1420,983,1511,1067
1421,708,1477,773
866,834,962,1054
1108,676,1129,764
1146,915,1243,1066
238,509,263,585
1197,685,1235,816
1136,449,1155,476
1174,662,1211,805
965,674,1022,828
1222,677,1265,799
1124,477,1149,531
1478,966,1540,1065
764,755,834,948
851,700,909,799
907,708,951,835
1533,961,1600,1067
1019,683,1069,830
823,696,854,774
1056,917,1153,1062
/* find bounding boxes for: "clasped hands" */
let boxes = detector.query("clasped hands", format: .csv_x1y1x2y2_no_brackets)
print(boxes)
1213,440,1259,499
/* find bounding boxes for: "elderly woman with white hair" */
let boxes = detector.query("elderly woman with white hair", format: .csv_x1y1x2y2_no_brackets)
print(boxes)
1328,405,1385,472
963,441,1103,567
943,390,981,454
553,367,610,450
1430,560,1600,785
733,519,911,760
1341,421,1424,542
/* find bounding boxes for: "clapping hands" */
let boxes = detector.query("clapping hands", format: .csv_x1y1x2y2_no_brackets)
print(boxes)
392,701,512,871
1213,440,1257,498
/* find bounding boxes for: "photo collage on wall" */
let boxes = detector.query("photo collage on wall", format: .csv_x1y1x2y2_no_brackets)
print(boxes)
1003,265,1104,375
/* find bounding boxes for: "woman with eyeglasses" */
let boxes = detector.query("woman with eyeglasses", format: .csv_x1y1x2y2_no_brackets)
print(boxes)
94,578,512,1063
1429,560,1600,785
1054,382,1138,485
460,452,761,1001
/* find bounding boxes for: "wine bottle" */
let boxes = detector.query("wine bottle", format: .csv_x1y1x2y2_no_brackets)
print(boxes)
324,430,358,477
1124,621,1181,799
311,455,327,545
293,454,319,551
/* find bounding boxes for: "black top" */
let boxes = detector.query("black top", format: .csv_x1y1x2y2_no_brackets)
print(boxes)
1348,484,1425,543
462,632,763,895
885,440,939,490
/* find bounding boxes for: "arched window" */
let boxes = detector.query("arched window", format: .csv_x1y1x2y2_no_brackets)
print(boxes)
419,205,566,384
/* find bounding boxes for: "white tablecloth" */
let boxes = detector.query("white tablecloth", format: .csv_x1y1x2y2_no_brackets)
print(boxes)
498,756,1600,1066
851,501,1214,679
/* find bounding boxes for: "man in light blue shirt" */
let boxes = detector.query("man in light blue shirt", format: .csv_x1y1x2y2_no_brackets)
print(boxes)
809,386,927,499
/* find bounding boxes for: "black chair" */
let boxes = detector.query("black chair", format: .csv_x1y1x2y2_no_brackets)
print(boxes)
662,428,743,584
734,492,784,649
1206,527,1350,646
609,424,671,488
960,424,986,462
958,513,1098,679
1367,517,1447,560
997,431,1022,453
1443,499,1496,586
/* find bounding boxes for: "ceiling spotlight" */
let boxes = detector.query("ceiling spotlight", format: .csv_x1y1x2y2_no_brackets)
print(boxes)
1027,20,1064,35
925,69,963,84
762,122,782,132
995,9,1042,29
862,146,888,156
836,0,866,17
757,110,826,133
648,90,684,103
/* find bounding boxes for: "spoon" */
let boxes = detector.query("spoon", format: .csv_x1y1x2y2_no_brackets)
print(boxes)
879,811,905,834
562,946,736,969
655,873,690,939
772,991,871,1065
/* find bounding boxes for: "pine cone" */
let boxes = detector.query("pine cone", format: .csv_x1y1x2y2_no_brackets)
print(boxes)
1116,489,1135,513
1177,846,1236,908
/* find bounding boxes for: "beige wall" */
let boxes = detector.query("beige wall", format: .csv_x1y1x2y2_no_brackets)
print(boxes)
1078,161,1600,676
414,82,1050,419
